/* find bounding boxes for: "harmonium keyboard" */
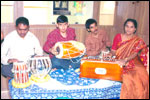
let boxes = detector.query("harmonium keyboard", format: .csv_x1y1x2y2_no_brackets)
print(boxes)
80,57,123,82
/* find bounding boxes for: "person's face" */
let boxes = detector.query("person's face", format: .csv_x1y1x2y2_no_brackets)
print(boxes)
125,21,136,35
56,22,69,33
88,23,98,34
16,23,29,38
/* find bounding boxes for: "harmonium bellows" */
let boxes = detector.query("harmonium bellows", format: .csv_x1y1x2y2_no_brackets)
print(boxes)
80,59,123,82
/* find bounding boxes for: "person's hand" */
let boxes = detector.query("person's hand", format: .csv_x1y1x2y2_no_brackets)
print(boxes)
50,46,58,56
7,59,19,64
33,55,43,58
115,59,127,67
103,52,113,59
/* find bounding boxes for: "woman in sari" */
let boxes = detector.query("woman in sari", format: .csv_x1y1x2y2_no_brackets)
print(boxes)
110,19,149,99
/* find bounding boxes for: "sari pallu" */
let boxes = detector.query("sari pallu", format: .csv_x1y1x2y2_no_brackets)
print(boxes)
115,36,149,99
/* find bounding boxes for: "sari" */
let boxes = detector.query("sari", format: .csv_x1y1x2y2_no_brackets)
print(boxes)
114,35,149,99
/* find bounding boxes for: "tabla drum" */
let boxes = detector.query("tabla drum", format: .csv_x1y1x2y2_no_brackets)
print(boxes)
28,56,51,83
11,61,31,88
54,41,86,59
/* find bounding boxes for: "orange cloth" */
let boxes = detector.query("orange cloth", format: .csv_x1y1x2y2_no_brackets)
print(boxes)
114,35,149,99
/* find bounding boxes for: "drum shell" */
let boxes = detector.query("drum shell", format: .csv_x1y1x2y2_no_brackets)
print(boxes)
12,62,29,84
55,41,86,59
28,56,51,78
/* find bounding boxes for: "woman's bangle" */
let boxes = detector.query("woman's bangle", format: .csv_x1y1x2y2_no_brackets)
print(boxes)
125,58,128,62
49,48,52,52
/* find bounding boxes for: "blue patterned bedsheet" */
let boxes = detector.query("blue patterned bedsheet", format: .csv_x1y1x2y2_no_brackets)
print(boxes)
9,68,122,99
50,68,99,86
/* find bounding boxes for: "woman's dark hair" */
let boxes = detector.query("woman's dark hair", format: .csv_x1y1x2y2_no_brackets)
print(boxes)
85,19,97,30
57,15,68,23
16,17,29,27
124,18,137,34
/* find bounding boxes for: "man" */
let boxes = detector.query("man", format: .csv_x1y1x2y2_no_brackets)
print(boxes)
43,15,81,70
1,17,43,78
85,19,111,58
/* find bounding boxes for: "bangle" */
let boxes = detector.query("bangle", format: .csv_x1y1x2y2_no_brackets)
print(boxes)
125,58,128,62
49,48,52,52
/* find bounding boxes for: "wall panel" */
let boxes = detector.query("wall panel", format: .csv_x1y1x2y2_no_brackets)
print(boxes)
1,25,116,47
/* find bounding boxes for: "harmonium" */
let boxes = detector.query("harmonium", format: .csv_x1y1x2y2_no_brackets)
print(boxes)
80,57,123,82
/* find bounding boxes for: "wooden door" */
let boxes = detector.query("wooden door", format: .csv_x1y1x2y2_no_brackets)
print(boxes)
134,1,149,45
114,1,136,34
114,1,149,45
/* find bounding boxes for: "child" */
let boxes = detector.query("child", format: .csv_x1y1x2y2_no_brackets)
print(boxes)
43,15,81,70
85,19,111,59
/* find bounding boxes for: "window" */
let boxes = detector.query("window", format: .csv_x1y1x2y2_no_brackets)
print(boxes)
1,1,14,23
99,1,116,25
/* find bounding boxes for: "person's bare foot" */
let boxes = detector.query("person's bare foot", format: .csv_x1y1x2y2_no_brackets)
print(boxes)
69,65,72,68
51,68,57,72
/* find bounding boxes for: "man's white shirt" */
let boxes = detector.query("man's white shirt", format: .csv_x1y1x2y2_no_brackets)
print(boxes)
1,30,43,65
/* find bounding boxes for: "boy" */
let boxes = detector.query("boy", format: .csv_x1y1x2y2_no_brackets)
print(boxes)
85,19,111,58
43,15,81,70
